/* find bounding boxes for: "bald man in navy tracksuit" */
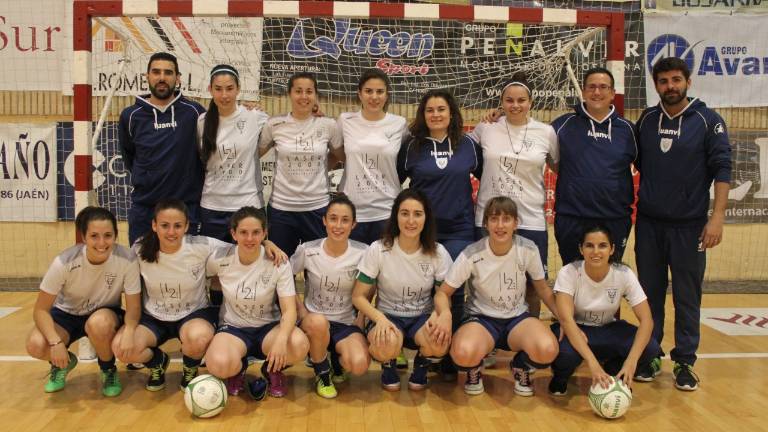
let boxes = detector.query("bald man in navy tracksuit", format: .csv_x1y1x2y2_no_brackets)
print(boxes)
551,67,637,266
634,57,731,392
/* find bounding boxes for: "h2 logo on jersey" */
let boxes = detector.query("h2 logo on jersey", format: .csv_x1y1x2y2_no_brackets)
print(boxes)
219,142,237,160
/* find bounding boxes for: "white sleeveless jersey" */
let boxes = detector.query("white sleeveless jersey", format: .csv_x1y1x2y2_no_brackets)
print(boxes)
554,261,647,327
290,238,368,325
337,111,407,222
445,236,544,319
207,244,295,328
198,106,269,211
470,117,559,230
40,244,141,316
357,239,452,317
134,235,228,321
258,114,342,211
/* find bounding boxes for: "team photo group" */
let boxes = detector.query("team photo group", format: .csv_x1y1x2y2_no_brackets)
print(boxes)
24,50,731,416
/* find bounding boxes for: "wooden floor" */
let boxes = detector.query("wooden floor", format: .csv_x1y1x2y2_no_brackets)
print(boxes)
1,292,767,432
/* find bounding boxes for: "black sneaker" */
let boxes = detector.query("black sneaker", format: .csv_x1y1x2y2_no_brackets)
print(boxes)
179,364,199,390
146,352,170,391
548,376,568,396
673,363,700,391
247,377,268,401
408,355,429,391
634,357,662,382
381,359,401,391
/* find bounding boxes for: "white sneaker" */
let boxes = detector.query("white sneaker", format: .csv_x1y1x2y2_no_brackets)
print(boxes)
78,337,97,360
512,367,534,397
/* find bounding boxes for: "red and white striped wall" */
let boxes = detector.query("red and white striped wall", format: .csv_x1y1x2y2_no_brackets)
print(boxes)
72,0,625,238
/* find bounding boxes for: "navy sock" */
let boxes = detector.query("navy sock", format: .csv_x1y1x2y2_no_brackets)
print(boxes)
512,351,550,370
455,361,483,372
144,348,165,369
182,355,201,369
311,355,331,377
98,357,116,371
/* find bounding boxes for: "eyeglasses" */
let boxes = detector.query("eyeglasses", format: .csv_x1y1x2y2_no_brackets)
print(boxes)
585,84,613,93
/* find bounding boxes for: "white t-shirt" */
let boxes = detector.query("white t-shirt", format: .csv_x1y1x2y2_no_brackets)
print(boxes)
290,238,368,325
258,114,342,211
207,244,296,328
198,106,269,211
357,239,452,317
553,261,647,327
445,236,544,319
134,235,228,321
40,244,141,316
337,111,407,222
470,117,559,230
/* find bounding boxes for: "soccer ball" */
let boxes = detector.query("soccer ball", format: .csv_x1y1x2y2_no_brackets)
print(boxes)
587,377,632,419
184,374,228,418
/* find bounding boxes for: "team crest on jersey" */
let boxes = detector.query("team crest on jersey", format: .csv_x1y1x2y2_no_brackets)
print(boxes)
714,123,725,134
105,272,117,290
189,263,204,280
418,263,433,277
435,157,448,170
346,269,358,280
236,119,246,134
261,272,273,285
660,137,673,153
606,288,618,303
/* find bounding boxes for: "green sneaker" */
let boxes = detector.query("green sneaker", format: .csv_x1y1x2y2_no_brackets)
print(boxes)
44,352,78,393
396,350,408,369
146,352,170,392
635,357,662,382
315,373,338,399
331,369,349,384
179,364,199,390
100,367,122,397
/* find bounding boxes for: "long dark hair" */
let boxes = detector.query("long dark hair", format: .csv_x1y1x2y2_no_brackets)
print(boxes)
201,64,240,165
579,223,622,265
382,189,437,256
408,88,463,153
358,68,392,112
75,206,118,239
136,199,189,263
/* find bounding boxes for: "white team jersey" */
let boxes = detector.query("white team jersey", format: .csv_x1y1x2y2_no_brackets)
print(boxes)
445,236,544,319
198,106,269,211
258,114,342,211
337,111,407,222
470,117,559,230
134,235,229,321
290,238,367,325
357,239,452,317
40,244,141,316
207,244,296,328
554,261,647,327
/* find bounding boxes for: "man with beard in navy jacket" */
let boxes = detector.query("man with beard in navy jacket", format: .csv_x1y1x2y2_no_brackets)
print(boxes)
118,52,205,244
634,57,731,392
551,67,637,267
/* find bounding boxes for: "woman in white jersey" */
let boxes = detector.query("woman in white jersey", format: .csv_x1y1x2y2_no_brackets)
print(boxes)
548,224,659,396
25,207,141,398
111,199,225,392
291,194,370,398
338,68,408,244
433,197,559,396
352,189,452,391
259,72,343,257
205,207,309,402
198,64,269,243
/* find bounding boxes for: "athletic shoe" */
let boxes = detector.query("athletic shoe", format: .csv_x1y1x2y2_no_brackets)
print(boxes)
548,376,568,396
330,352,348,384
44,352,78,393
304,355,313,368
315,373,338,399
463,366,484,395
261,362,287,398
126,363,145,370
247,377,268,401
100,367,122,397
512,367,534,397
408,355,429,391
381,359,401,391
634,357,662,382
673,363,700,391
483,349,497,368
226,369,246,396
78,338,96,361
396,350,408,369
179,364,199,390
146,352,170,392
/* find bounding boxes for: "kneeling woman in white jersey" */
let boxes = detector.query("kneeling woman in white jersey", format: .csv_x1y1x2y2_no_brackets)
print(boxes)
111,199,226,392
352,189,452,391
26,207,141,397
434,196,559,396
548,224,659,396
205,207,309,401
259,72,343,257
291,194,370,398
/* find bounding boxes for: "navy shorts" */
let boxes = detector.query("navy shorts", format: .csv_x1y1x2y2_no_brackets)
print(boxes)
350,220,387,245
139,306,218,346
329,321,364,351
367,313,430,350
217,321,279,360
50,306,125,347
460,312,531,351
